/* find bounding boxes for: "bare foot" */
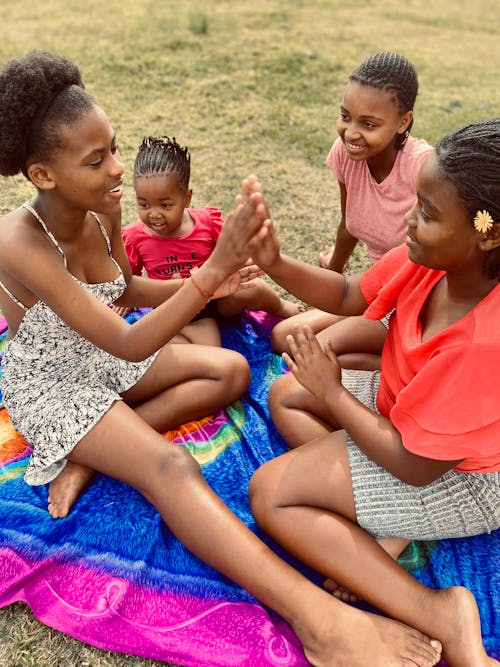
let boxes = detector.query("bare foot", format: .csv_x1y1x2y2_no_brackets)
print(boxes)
429,586,498,667
276,299,305,319
318,246,334,269
323,537,411,604
297,601,442,667
48,462,95,518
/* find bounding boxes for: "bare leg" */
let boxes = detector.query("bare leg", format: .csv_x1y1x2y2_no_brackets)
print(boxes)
170,318,221,347
272,312,386,367
217,278,304,319
324,537,411,602
65,402,441,667
249,433,494,667
47,344,248,517
271,309,340,355
268,371,337,448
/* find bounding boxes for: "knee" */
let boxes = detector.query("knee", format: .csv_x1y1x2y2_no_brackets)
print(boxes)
226,352,251,397
270,320,292,355
149,444,201,490
249,463,277,528
268,373,295,418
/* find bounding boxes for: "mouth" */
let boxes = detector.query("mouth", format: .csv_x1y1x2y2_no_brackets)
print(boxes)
344,141,367,153
107,182,123,195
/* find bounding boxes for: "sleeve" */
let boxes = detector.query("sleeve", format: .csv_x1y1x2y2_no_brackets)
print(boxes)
121,225,143,276
359,245,414,319
391,343,500,461
325,137,345,182
206,206,225,243
407,139,434,186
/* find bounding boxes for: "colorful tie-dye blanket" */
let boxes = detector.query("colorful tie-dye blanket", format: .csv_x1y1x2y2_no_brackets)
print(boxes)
0,311,498,666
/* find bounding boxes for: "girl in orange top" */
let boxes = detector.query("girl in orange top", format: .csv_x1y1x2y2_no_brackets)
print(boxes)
248,119,500,667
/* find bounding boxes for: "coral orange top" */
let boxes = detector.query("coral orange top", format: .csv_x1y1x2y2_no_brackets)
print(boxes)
360,244,500,472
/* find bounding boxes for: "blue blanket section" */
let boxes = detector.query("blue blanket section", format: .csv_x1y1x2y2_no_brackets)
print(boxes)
0,310,498,661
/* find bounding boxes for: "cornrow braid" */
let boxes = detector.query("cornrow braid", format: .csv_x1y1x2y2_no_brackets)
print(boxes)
134,136,191,191
436,118,500,280
349,51,419,148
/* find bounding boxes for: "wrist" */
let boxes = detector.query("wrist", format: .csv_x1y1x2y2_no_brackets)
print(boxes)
191,262,227,294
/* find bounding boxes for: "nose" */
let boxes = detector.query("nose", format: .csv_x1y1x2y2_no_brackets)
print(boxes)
148,207,162,219
111,151,125,178
404,200,418,228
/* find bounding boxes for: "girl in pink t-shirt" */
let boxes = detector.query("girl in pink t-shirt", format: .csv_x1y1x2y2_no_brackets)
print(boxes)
271,52,433,363
249,119,500,666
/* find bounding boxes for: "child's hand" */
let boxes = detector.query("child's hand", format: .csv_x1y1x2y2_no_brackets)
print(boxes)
282,325,342,401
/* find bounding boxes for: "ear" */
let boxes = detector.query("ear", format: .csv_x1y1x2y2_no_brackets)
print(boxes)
26,162,56,191
398,110,413,135
478,223,500,252
185,188,193,207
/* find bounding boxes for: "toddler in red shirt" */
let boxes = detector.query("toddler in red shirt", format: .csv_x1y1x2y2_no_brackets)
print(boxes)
120,136,302,346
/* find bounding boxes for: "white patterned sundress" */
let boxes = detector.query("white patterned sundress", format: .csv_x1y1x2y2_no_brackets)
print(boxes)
0,204,157,486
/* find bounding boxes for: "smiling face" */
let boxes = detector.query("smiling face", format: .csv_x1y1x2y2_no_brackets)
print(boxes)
134,172,193,237
336,81,412,168
37,105,124,215
404,152,483,272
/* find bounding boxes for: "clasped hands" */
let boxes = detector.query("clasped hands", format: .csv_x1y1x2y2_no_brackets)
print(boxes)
283,325,343,403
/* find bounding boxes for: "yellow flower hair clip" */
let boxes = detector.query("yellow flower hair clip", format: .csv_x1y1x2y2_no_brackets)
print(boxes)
474,210,494,233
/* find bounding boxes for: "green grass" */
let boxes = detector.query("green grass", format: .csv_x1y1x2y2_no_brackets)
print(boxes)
0,0,499,664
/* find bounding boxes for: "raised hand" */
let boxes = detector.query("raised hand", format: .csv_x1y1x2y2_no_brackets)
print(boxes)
209,192,269,277
282,325,342,401
236,176,281,270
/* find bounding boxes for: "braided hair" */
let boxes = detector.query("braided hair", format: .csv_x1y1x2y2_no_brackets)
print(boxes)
435,118,500,280
0,50,95,178
134,136,191,192
349,51,419,148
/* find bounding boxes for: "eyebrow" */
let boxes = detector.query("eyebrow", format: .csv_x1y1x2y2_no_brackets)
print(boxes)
417,191,440,213
339,105,384,122
82,134,117,161
136,195,175,201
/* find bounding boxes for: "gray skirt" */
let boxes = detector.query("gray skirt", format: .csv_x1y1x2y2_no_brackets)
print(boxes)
342,369,500,540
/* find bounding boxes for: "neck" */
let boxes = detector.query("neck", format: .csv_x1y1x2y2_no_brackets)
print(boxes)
31,194,90,240
445,266,498,307
367,144,400,183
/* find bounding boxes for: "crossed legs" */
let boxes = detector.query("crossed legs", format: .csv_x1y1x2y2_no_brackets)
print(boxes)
249,432,495,667
48,343,249,517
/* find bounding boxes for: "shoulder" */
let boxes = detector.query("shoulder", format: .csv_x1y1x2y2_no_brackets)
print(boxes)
325,137,345,170
400,136,434,167
189,206,224,227
0,207,47,260
121,219,145,239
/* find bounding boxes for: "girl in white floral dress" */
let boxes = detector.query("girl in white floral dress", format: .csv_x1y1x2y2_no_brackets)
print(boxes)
0,50,444,667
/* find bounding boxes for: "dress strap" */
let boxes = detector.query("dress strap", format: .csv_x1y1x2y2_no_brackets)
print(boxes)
90,212,113,256
22,203,68,267
89,211,123,275
0,279,28,311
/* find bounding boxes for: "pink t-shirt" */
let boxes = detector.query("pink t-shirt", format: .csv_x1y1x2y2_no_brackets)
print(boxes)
122,207,224,279
326,136,433,263
360,244,500,473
